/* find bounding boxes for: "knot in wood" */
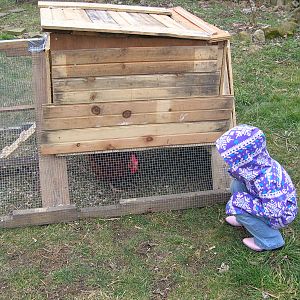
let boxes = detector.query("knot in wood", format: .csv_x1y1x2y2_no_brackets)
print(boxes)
146,136,153,142
90,92,97,101
91,105,101,115
76,143,81,147
87,76,95,82
122,110,132,118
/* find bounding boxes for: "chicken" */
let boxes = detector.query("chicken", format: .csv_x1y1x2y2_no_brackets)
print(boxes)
88,152,138,192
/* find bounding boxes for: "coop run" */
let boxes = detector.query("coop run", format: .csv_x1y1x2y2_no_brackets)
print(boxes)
0,2,234,228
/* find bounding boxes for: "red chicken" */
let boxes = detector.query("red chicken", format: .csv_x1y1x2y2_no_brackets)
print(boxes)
88,152,138,192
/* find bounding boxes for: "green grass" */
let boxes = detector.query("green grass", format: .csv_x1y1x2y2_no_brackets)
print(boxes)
0,0,40,37
1,210,299,299
0,1,300,299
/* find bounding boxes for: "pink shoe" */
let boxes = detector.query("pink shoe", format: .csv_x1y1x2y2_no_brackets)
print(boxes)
243,237,263,252
225,216,242,227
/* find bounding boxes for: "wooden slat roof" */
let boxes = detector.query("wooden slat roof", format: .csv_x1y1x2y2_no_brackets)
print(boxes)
38,1,230,41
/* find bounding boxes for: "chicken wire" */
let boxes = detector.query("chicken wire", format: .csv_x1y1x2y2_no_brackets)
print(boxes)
66,145,215,208
0,46,41,215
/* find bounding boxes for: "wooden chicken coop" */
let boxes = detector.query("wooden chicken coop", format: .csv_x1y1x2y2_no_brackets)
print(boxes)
0,1,235,228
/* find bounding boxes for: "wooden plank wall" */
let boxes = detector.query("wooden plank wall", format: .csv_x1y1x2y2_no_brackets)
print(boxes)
41,35,233,155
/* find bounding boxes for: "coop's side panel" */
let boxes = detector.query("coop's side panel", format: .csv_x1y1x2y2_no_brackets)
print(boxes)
44,35,233,155
32,51,70,207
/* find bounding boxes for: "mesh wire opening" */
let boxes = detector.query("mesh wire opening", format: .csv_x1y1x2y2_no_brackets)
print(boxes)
67,145,213,208
0,47,41,215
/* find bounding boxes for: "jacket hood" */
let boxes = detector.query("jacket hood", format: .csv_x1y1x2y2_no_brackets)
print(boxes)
216,124,272,181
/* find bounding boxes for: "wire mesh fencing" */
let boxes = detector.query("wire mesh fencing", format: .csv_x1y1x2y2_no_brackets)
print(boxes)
66,145,214,208
0,45,41,215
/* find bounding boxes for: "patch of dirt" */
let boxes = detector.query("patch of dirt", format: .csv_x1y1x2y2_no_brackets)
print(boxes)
110,221,140,243
151,274,175,300
3,243,73,274
135,240,159,257
38,280,89,300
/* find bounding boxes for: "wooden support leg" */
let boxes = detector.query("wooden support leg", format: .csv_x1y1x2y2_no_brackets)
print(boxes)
211,145,230,190
32,50,70,207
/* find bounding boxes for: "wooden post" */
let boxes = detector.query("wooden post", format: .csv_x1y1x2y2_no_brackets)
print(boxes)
212,40,233,190
211,145,230,190
226,41,236,127
32,49,70,207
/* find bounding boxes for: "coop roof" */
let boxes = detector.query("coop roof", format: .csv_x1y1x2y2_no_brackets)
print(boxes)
38,1,230,41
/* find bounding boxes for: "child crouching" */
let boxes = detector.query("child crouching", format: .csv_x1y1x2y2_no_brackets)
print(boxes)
216,124,298,251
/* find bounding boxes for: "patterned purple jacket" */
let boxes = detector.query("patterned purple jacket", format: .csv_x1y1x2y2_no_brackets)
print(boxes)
216,124,298,229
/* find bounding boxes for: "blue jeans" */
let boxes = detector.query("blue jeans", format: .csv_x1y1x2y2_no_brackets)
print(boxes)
230,179,285,250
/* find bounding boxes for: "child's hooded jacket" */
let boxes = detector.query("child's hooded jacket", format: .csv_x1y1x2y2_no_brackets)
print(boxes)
216,124,298,229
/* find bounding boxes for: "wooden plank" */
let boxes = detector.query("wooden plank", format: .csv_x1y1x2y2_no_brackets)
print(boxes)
150,14,185,29
52,73,220,92
128,12,161,27
41,131,226,155
225,41,236,127
226,41,234,96
219,43,227,95
0,104,35,113
52,60,218,79
32,51,70,208
58,8,92,23
42,120,229,144
170,10,201,31
0,190,230,228
222,56,230,96
86,10,117,24
79,190,230,219
0,38,42,50
43,97,234,119
217,42,225,69
73,9,91,23
171,8,231,41
38,1,172,15
172,7,219,35
49,32,209,51
117,11,138,25
0,205,78,228
86,10,103,23
43,109,232,130
45,48,52,104
139,13,165,27
211,146,231,190
61,8,80,21
53,85,219,104
50,7,65,22
108,11,131,26
51,46,219,66
41,18,211,40
40,7,53,26
0,39,28,50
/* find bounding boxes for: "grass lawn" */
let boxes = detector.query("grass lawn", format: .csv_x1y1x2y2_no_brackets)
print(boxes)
0,0,300,299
